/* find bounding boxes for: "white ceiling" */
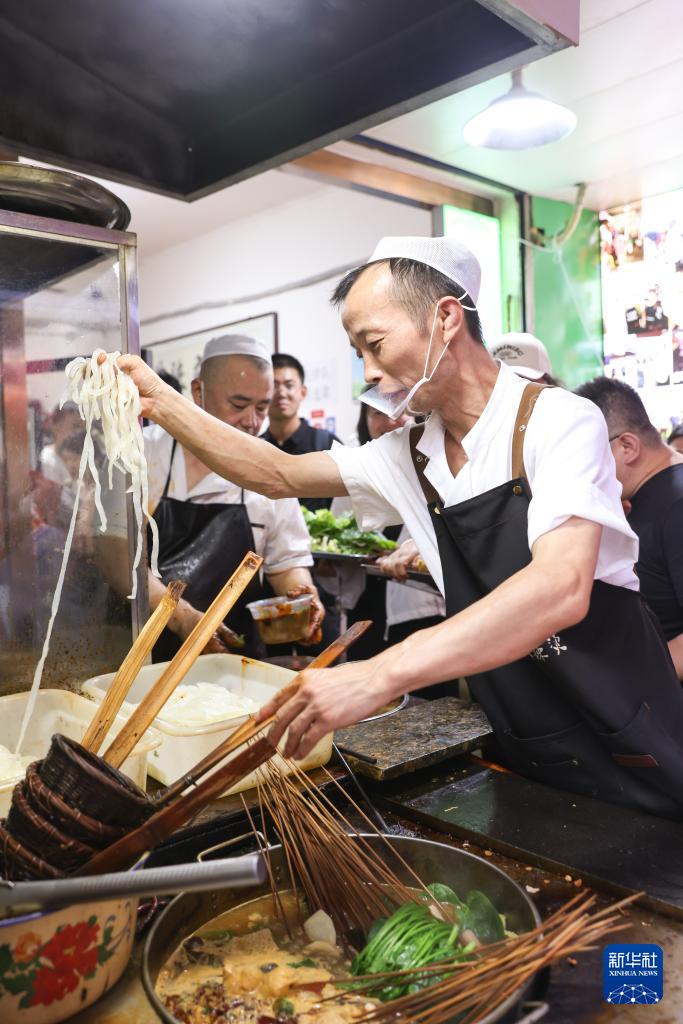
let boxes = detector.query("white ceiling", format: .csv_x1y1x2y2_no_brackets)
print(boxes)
365,0,683,211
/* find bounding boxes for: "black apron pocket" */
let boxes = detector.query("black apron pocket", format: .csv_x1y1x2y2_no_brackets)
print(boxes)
501,721,608,798
598,703,683,815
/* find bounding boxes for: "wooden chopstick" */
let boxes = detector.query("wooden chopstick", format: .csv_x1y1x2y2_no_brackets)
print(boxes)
79,737,276,876
82,580,187,754
156,619,372,805
103,552,263,769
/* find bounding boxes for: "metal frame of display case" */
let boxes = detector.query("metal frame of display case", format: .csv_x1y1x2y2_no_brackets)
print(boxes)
0,209,147,642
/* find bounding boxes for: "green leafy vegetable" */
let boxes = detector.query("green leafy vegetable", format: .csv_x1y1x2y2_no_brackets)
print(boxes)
274,997,296,1016
348,885,506,1002
302,507,398,557
461,890,505,944
287,958,316,969
350,903,467,1001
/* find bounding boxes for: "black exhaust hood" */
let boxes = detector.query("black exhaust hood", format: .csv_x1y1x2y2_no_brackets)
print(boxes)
0,1,573,200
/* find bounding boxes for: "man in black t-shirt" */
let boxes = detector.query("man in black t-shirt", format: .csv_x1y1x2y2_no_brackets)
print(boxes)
262,354,340,513
575,376,683,679
262,353,342,649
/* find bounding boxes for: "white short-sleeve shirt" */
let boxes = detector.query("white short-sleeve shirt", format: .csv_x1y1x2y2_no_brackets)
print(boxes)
327,361,639,597
144,425,313,576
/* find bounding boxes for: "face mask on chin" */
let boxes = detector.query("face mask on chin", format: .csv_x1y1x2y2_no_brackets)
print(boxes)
360,294,476,420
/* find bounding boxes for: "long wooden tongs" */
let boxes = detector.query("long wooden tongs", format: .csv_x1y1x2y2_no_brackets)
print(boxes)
103,552,263,769
82,580,187,754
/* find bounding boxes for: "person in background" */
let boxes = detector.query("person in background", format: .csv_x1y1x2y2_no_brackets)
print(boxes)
668,424,683,455
262,354,339,513
99,335,324,660
40,402,82,488
575,376,683,679
490,333,561,386
263,352,341,649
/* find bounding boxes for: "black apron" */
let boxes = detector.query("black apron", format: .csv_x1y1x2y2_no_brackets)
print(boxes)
410,383,683,819
148,440,263,662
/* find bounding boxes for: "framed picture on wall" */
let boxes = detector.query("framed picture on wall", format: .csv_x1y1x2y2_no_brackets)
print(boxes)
141,312,279,394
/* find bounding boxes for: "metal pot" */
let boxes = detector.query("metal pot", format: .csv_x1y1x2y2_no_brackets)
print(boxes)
143,833,541,1024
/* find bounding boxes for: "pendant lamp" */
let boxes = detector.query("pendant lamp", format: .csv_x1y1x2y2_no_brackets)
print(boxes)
463,69,576,150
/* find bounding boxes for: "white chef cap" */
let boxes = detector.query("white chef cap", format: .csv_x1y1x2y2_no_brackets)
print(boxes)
200,334,272,368
366,236,481,305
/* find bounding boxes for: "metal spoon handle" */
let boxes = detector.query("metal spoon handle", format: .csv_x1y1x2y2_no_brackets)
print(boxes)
0,852,265,915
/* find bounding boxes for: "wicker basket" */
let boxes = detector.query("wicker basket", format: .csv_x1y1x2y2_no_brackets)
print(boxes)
38,735,153,828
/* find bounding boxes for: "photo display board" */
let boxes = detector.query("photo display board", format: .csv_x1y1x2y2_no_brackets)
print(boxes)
600,191,683,434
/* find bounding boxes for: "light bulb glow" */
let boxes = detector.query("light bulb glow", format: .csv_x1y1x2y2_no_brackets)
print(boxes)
463,82,576,150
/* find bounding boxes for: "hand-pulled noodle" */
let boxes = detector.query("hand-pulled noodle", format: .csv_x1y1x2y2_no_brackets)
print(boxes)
63,349,160,595
15,350,159,754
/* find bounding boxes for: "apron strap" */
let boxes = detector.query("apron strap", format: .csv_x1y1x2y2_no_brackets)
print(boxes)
162,438,178,498
409,425,441,505
409,382,551,504
510,381,549,482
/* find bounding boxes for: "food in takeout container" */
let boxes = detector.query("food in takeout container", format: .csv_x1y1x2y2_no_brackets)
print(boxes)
82,653,332,791
0,690,161,818
247,593,312,644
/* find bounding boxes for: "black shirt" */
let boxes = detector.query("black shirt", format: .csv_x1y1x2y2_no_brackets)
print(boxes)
628,463,683,640
262,418,340,513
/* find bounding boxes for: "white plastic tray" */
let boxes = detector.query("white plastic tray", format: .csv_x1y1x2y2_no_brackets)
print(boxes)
81,653,332,795
0,690,161,817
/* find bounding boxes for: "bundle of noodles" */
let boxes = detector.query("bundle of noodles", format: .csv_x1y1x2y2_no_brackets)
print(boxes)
252,762,636,1024
14,350,160,758
63,348,160,598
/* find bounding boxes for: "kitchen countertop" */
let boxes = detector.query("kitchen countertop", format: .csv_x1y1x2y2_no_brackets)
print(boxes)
335,696,493,780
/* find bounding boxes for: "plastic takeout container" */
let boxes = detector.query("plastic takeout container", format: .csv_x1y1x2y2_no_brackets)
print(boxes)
0,690,161,817
246,593,312,644
81,653,332,794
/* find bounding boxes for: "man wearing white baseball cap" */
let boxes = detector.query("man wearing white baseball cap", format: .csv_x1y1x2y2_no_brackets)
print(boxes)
113,238,683,818
490,332,556,384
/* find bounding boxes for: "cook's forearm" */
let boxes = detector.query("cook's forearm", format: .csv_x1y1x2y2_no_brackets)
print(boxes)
152,388,346,499
268,566,316,596
153,388,292,496
384,560,588,697
668,633,683,680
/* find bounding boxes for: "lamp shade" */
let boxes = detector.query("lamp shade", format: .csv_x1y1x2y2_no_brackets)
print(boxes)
463,69,576,150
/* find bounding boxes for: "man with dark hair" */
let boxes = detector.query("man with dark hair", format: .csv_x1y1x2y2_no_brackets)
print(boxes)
110,236,683,819
575,376,683,677
263,352,341,648
262,353,339,514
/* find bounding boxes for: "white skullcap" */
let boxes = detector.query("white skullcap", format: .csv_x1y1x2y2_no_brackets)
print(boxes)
200,334,272,368
490,332,553,381
367,236,481,305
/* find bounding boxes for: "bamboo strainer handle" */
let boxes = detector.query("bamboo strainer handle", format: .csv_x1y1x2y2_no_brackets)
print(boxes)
82,580,187,754
103,552,263,769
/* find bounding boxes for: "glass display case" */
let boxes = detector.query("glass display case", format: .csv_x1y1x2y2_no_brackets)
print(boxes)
0,208,145,696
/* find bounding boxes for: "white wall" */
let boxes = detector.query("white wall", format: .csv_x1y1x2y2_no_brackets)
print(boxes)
138,183,431,439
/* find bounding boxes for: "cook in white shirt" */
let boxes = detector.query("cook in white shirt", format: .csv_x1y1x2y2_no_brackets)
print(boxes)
109,237,683,817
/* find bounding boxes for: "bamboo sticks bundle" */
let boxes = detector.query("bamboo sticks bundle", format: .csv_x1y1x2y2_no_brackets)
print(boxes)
253,760,639,1024
330,890,636,1024
255,759,449,938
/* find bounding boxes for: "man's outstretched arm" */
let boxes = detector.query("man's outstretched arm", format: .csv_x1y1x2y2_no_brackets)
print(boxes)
118,355,348,500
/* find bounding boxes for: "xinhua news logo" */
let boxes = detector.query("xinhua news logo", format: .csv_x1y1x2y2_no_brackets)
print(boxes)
603,944,663,1005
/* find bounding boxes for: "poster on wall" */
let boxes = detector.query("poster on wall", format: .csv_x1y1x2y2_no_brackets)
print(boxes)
600,191,683,433
142,312,278,393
